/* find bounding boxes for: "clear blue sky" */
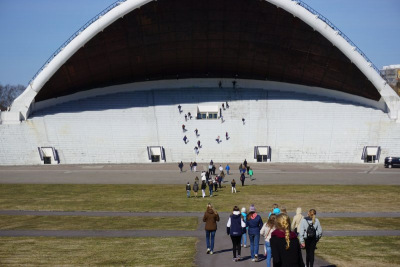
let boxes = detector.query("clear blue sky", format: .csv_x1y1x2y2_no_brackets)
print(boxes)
0,0,399,86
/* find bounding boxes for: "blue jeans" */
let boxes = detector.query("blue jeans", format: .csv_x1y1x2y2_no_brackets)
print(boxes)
205,230,216,251
249,233,260,259
186,190,190,198
265,241,271,267
241,232,247,246
209,187,213,196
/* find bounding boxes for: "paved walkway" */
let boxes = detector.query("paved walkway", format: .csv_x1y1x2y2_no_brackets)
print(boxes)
0,163,399,185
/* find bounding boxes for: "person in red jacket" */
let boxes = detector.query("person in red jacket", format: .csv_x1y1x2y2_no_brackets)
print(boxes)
270,213,304,267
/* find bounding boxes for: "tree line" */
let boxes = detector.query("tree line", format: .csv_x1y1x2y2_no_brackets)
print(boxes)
0,84,25,111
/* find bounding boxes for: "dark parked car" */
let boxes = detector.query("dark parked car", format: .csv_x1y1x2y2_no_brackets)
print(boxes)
384,157,400,168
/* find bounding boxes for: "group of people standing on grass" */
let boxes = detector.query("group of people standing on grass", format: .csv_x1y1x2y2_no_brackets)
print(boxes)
202,203,323,267
184,159,255,198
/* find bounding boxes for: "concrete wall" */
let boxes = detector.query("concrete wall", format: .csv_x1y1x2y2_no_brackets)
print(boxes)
0,86,399,165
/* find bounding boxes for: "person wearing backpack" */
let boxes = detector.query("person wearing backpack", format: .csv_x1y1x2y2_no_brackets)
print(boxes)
299,209,322,267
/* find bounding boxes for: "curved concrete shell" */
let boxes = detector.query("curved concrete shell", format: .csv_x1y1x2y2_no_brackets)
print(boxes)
5,0,400,123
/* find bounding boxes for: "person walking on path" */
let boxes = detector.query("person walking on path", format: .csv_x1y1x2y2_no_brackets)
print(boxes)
226,206,246,262
242,117,245,125
201,180,207,198
240,172,245,186
178,161,184,172
185,114,188,121
225,164,230,175
260,214,276,267
240,207,248,248
299,209,322,267
243,159,248,168
291,207,303,235
178,104,182,113
246,204,263,262
186,182,191,198
182,124,186,132
193,181,199,198
190,162,193,172
231,179,237,193
213,176,218,192
249,168,254,180
208,179,213,197
197,140,201,148
203,203,220,255
193,161,197,172
271,213,304,267
219,165,223,173
220,171,225,185
183,135,188,144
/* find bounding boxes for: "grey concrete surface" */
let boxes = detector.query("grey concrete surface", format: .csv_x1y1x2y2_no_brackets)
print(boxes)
0,162,399,185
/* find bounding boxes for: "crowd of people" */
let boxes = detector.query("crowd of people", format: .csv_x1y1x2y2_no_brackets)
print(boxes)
202,203,323,267
184,160,255,198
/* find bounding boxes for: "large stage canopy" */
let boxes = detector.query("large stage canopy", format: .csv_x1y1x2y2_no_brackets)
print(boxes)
4,0,399,124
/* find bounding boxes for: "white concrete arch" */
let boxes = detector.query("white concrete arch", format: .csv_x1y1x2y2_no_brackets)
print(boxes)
4,0,399,124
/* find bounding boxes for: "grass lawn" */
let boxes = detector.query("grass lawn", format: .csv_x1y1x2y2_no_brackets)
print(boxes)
317,236,400,267
0,215,198,230
0,184,399,212
319,217,400,231
0,237,196,266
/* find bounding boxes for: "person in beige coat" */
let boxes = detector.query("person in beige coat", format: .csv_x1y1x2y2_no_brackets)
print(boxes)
291,207,303,234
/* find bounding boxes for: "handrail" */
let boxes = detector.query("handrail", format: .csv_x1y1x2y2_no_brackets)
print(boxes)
291,0,380,74
28,0,127,85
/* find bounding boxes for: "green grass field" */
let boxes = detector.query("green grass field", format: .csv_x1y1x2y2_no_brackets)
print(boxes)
1,184,399,212
317,236,400,267
0,237,196,266
0,215,198,230
1,184,399,266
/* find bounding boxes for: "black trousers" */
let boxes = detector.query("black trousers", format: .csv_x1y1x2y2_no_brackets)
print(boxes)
305,238,317,267
231,235,242,258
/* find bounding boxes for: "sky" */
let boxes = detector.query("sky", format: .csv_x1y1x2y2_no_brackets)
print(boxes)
0,0,399,86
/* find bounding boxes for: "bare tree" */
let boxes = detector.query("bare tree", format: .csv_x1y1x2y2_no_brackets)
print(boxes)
0,84,25,111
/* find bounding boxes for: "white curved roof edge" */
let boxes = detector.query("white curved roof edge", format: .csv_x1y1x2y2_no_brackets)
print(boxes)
267,0,399,121
5,0,400,124
33,78,387,113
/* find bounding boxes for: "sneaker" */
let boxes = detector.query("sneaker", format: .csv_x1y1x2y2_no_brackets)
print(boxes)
237,256,241,261
244,245,247,248
255,255,258,261
251,259,256,262
210,251,213,255
206,248,210,254
240,244,243,247
232,258,237,262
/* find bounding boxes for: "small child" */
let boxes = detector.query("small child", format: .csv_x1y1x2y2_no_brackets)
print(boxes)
231,179,237,193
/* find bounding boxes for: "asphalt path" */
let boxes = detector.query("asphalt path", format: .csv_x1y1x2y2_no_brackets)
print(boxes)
0,163,399,185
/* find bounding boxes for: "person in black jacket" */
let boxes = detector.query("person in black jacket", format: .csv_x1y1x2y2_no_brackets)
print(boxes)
186,182,191,198
226,206,246,261
270,213,304,267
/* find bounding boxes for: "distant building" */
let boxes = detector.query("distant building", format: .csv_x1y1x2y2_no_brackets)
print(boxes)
381,65,400,95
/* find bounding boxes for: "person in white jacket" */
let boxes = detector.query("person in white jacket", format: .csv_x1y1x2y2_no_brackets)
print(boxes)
299,209,322,267
291,207,303,234
260,214,276,267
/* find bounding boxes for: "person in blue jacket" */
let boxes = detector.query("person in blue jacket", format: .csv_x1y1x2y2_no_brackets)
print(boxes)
225,164,230,175
226,206,246,262
246,204,263,262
